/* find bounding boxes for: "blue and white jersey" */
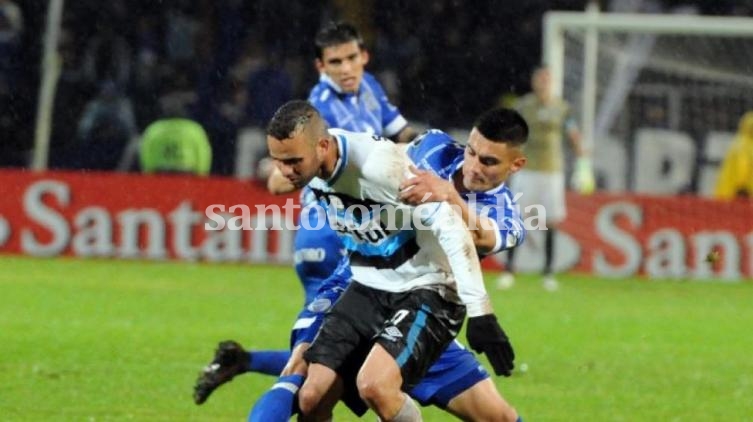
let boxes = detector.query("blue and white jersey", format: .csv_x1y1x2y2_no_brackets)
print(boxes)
306,128,488,313
308,72,408,138
406,130,526,255
294,203,351,305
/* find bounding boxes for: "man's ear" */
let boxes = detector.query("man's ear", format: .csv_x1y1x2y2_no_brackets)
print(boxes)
315,58,324,73
361,49,370,66
510,155,527,174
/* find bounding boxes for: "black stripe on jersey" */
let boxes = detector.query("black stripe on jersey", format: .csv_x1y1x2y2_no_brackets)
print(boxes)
349,237,421,269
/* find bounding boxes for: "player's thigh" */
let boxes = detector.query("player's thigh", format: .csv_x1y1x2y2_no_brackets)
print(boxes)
375,289,466,390
298,363,340,415
303,282,383,371
356,343,403,393
280,342,310,377
445,378,517,422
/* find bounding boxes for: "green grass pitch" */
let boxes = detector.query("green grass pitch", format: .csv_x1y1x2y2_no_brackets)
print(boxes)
1,256,751,421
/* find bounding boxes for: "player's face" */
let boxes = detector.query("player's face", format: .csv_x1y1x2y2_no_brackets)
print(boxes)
267,130,325,189
316,41,369,94
462,128,526,191
532,68,552,99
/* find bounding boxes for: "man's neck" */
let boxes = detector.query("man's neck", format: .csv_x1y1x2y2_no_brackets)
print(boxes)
320,135,340,180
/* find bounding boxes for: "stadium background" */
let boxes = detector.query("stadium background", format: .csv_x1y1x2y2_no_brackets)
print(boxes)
1,0,752,420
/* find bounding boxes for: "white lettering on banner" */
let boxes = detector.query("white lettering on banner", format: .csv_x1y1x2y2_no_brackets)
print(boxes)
0,215,10,247
645,229,686,278
11,180,292,263
72,207,114,257
593,202,643,276
118,210,167,259
22,181,71,256
168,201,202,261
690,232,741,280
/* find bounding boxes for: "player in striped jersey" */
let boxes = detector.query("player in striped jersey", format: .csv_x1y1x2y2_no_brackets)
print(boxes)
256,100,525,420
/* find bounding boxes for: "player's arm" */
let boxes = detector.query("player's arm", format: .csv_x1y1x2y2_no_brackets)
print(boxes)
399,166,498,254
565,116,585,157
416,201,515,376
267,166,297,194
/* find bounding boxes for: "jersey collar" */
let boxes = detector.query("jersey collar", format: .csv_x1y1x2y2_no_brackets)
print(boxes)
321,73,357,97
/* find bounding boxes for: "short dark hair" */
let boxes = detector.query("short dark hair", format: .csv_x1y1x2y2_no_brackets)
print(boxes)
267,100,320,140
314,21,364,59
474,108,528,147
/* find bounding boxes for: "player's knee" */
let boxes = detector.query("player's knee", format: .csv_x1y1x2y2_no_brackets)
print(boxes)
297,384,322,416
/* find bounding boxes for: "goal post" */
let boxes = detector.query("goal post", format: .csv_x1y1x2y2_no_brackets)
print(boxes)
543,9,753,194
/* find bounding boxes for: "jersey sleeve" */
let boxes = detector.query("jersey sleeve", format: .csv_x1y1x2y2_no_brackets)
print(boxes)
420,201,492,317
481,189,526,255
365,73,408,137
405,130,463,178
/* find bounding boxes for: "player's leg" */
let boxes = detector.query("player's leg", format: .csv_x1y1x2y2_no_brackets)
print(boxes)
357,344,418,420
300,282,382,419
247,349,290,375
359,289,466,420
542,171,567,291
250,284,346,421
444,379,519,422
248,343,309,422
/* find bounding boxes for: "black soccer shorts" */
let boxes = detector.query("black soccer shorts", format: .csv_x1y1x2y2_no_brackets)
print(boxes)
303,281,466,392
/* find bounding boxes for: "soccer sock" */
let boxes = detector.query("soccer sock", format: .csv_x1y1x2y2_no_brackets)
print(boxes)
248,374,304,422
506,247,516,273
544,229,556,275
386,393,421,422
248,350,291,376
516,417,523,422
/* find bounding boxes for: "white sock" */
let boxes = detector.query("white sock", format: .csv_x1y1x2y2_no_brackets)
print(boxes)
386,394,422,422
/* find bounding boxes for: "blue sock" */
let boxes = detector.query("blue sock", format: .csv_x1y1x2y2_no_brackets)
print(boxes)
248,350,291,376
517,417,523,422
248,374,305,422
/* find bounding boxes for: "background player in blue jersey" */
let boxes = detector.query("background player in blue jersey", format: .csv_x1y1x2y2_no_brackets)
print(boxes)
308,21,417,143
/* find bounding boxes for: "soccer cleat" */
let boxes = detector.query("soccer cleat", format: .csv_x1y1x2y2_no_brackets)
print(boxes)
193,340,249,405
496,272,516,290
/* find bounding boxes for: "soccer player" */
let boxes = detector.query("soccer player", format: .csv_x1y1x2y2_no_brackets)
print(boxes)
264,100,519,421
194,20,418,389
498,65,592,291
308,21,417,143
715,111,753,199
197,110,527,421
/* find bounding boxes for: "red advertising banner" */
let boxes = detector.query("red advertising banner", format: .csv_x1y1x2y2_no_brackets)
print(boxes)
484,193,753,279
0,169,299,263
1,170,751,279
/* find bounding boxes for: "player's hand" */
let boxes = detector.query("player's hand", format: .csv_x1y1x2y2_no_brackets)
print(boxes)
399,165,454,205
466,314,515,376
571,157,595,195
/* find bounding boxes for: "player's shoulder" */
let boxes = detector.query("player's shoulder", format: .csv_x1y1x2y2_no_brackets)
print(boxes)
308,78,334,106
406,129,463,176
361,71,382,88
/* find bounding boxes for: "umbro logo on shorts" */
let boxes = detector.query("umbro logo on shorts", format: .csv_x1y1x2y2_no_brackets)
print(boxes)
380,326,403,342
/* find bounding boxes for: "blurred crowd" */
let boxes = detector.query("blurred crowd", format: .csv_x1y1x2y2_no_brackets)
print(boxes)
2,0,752,176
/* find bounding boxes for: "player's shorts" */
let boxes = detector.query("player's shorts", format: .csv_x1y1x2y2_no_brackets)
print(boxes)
288,285,345,350
303,281,465,414
410,340,490,408
510,169,567,224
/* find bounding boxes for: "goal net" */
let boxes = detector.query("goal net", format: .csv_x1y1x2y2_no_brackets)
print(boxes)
544,11,753,196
